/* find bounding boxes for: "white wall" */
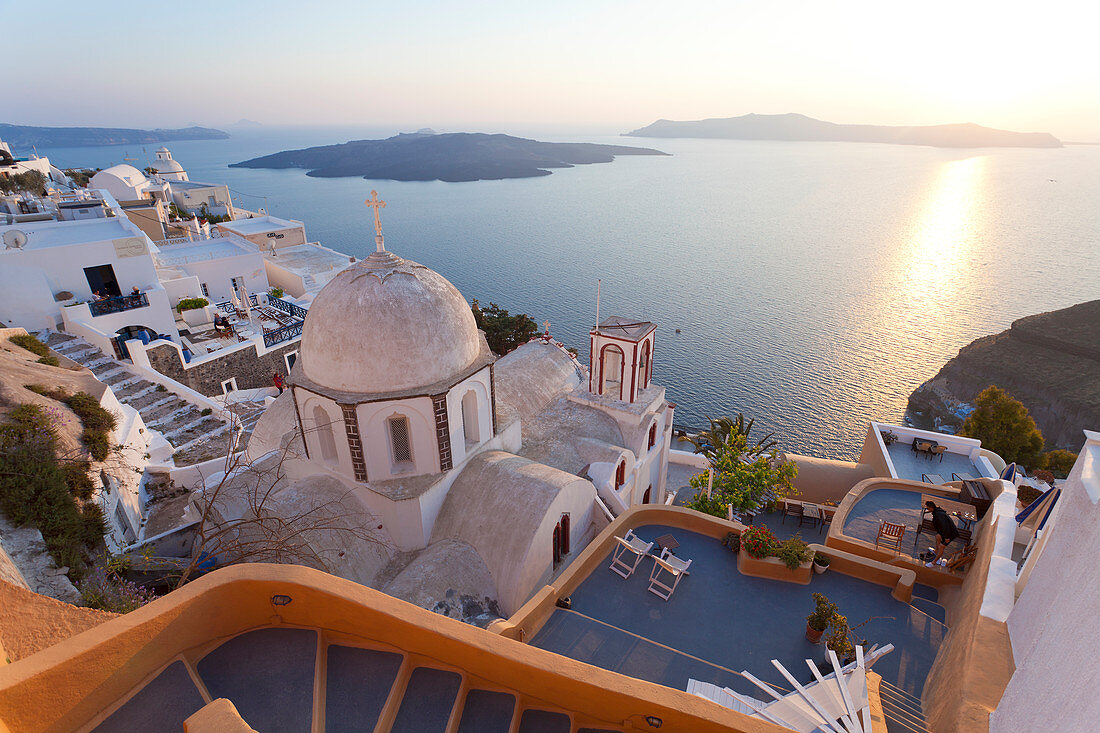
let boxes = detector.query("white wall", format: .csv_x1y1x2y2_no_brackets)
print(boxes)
170,251,267,305
990,431,1100,732
357,396,439,480
445,367,493,465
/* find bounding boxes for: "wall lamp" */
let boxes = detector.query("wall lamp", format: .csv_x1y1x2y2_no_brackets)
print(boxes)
271,594,293,607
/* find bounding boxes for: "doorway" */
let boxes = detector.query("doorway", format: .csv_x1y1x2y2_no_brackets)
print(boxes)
84,264,121,297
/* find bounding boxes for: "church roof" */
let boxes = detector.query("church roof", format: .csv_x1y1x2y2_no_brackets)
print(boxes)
382,539,501,625
594,315,656,341
299,250,487,395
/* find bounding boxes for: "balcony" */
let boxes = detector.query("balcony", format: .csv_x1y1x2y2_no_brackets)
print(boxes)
89,292,149,317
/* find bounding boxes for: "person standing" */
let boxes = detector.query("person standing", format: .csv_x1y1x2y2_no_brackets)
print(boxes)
926,500,959,563
273,372,285,395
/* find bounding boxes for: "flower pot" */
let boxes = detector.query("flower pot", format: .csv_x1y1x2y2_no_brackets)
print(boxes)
814,560,829,574
806,622,826,643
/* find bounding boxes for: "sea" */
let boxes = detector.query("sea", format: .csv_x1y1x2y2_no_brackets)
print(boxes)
34,126,1100,459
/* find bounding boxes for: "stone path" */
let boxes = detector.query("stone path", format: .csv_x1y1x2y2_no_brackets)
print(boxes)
42,332,255,467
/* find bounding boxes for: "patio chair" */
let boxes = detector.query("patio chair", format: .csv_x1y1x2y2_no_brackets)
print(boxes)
819,506,835,534
951,472,976,482
875,521,906,554
648,547,692,601
946,544,977,572
922,473,946,485
930,445,947,461
609,529,653,579
781,500,803,524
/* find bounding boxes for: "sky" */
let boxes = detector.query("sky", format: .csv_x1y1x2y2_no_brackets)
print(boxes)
4,0,1098,140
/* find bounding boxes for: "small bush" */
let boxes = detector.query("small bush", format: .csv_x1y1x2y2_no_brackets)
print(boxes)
722,531,740,553
740,526,778,559
1017,485,1044,507
1039,449,1077,478
36,356,60,367
268,287,284,299
81,429,110,461
200,407,212,416
807,592,839,632
78,565,156,613
176,297,209,313
156,384,167,392
775,536,813,570
9,334,50,357
65,392,117,432
64,461,96,500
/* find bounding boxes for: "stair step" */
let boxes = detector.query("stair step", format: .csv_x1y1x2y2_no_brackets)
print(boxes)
457,690,516,733
166,417,226,445
391,667,462,733
114,380,158,401
196,628,317,733
91,661,205,733
325,646,404,732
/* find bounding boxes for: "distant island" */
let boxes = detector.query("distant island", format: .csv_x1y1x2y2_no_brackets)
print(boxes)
0,123,229,148
626,113,1062,148
231,131,669,182
908,300,1100,450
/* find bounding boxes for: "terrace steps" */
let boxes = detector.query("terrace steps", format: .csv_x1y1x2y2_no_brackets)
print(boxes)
92,627,617,733
41,331,237,468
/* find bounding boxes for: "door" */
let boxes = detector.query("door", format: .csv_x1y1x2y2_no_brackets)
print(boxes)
84,264,121,297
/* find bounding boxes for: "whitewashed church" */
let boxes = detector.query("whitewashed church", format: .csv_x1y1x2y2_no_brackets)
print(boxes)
243,193,674,620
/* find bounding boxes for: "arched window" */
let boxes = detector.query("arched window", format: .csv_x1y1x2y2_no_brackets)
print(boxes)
387,414,413,465
600,345,624,400
615,460,626,488
639,341,651,389
313,405,338,464
461,389,480,446
560,513,571,555
642,487,651,504
648,423,658,450
552,523,562,566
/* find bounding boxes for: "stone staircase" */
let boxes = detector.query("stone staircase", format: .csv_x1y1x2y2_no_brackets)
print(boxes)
43,332,241,467
92,627,601,733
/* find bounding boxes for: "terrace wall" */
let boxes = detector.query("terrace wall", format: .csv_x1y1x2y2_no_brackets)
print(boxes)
143,340,298,397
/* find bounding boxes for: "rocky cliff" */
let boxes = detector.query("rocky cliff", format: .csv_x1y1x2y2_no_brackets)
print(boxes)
908,300,1100,451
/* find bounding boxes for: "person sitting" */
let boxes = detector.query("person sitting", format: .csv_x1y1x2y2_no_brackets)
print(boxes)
926,500,960,563
131,286,141,295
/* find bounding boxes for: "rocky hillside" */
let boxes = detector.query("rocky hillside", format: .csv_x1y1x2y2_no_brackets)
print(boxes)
908,300,1100,451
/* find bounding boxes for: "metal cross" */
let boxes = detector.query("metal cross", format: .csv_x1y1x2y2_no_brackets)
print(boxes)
365,190,386,251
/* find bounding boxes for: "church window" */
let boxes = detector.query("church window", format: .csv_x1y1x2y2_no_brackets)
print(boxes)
648,423,658,450
314,405,338,464
553,524,562,567
639,341,651,389
461,389,480,446
388,414,413,464
600,345,624,400
560,513,571,555
643,487,651,504
615,460,626,488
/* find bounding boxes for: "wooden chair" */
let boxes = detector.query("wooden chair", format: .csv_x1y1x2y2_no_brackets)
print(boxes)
781,500,803,524
648,547,692,601
930,445,947,462
875,521,906,553
946,545,977,572
609,529,653,579
819,507,835,534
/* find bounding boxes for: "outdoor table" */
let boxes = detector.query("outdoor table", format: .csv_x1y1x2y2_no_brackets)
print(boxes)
654,533,680,553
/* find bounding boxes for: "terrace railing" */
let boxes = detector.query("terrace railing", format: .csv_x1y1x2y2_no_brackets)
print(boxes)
264,321,303,347
215,295,259,313
89,292,149,317
268,296,308,320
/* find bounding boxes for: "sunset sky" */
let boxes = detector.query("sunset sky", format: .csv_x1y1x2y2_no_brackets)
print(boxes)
6,0,1098,140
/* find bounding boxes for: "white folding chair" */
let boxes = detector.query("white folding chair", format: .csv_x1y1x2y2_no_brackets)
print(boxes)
609,529,653,579
648,547,692,600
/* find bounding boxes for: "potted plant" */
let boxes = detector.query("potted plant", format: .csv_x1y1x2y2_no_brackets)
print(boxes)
775,536,812,570
740,526,777,560
722,532,740,553
806,592,837,643
813,552,831,574
825,614,856,664
880,430,898,446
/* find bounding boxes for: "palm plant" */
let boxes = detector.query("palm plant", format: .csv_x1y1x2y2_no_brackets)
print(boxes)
687,414,777,463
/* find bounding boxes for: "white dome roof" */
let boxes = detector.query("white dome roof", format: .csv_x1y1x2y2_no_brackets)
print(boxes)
299,250,483,394
94,164,148,187
152,158,184,173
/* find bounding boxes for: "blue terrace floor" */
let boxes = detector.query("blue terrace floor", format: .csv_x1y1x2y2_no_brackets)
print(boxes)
842,488,971,561
531,525,946,718
885,443,989,483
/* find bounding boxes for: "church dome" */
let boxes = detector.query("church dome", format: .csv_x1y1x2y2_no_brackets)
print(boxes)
299,250,483,394
152,158,184,174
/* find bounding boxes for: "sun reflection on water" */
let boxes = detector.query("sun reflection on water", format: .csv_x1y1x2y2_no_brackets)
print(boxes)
902,155,987,308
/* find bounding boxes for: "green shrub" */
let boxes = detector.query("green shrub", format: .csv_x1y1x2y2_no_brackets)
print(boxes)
64,460,96,501
81,429,110,461
775,536,813,570
1017,485,1044,507
65,392,117,432
0,404,104,576
9,334,50,357
1039,449,1077,478
200,407,212,416
156,384,167,392
36,356,60,367
268,287,284,299
176,297,209,313
807,592,839,632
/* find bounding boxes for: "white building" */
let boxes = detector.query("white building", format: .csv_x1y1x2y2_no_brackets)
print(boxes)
89,165,169,204
149,147,188,182
240,205,674,619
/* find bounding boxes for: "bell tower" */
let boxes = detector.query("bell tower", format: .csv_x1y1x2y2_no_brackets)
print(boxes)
589,316,656,403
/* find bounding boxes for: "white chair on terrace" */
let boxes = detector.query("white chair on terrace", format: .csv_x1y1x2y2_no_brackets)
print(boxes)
609,529,653,579
648,547,692,600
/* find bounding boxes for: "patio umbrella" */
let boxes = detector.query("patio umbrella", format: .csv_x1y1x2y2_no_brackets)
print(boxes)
230,289,241,310
240,281,252,321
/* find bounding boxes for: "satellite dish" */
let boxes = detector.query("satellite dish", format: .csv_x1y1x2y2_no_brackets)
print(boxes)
3,229,27,249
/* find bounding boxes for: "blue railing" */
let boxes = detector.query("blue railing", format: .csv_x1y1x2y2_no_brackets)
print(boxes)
89,292,149,317
268,296,308,320
215,294,258,313
264,321,303,347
